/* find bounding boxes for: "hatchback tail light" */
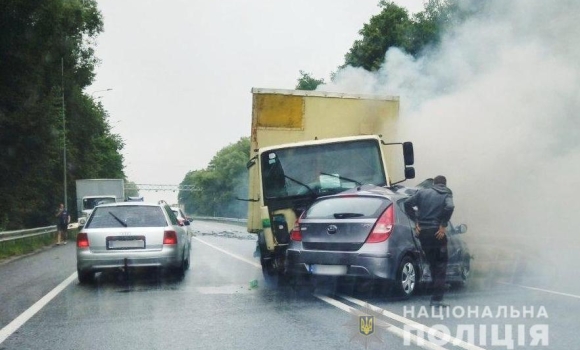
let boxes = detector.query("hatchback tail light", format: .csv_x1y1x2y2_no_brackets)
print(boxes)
289,220,302,241
163,230,178,245
77,232,89,248
366,205,394,243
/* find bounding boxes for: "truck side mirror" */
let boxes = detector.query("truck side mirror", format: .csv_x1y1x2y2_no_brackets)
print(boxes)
403,142,414,166
246,155,258,169
405,167,415,179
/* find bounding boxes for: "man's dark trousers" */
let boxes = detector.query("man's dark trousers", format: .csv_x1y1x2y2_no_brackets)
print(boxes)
418,228,448,302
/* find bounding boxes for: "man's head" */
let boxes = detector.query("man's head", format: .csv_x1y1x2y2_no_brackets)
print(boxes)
433,175,447,186
59,203,64,209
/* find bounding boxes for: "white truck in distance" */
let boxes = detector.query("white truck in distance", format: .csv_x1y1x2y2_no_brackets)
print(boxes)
76,179,125,226
243,88,415,285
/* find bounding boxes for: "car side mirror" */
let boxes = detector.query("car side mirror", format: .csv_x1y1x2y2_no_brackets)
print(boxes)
456,224,467,234
184,220,191,226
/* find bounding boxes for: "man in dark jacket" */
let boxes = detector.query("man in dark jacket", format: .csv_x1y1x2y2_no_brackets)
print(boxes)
404,175,454,307
55,203,70,245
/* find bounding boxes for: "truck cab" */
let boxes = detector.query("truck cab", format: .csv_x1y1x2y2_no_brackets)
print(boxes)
78,195,117,226
244,88,414,284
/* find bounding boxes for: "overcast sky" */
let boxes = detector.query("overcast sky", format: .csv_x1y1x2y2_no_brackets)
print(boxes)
88,0,425,205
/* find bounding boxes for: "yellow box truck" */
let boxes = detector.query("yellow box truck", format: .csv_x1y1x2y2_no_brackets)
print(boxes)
243,88,414,285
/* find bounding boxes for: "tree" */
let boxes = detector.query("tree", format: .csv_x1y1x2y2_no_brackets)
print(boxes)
0,0,125,228
179,138,250,218
343,1,412,71
295,70,325,91
124,180,140,198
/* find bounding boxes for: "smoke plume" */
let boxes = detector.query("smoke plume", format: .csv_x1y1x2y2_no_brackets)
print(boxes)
320,0,580,284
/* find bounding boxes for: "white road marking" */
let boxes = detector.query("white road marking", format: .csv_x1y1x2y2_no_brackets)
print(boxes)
0,272,77,345
340,295,485,350
195,238,480,349
192,236,261,268
314,294,448,350
498,281,580,300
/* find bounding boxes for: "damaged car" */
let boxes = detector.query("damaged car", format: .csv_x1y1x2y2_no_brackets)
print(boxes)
285,183,471,298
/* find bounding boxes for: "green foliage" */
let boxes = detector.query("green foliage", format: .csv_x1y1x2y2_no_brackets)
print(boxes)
343,1,411,71
124,180,140,198
295,70,325,91
0,0,125,229
298,0,479,79
179,138,250,218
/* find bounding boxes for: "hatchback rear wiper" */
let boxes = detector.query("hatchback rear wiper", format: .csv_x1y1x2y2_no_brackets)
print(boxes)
108,211,127,227
334,212,364,219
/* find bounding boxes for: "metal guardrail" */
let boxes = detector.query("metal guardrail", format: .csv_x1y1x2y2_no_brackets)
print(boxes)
0,226,57,243
0,217,246,244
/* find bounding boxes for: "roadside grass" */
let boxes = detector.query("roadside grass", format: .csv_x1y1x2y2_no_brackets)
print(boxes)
0,229,78,262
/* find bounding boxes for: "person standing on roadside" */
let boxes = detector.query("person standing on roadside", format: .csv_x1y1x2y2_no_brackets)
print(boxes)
55,203,70,245
404,175,454,307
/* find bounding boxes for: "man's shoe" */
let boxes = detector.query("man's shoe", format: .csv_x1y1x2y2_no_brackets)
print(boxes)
430,300,449,308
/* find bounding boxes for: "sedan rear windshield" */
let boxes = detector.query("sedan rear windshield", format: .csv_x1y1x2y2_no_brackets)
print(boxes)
85,206,167,228
304,196,390,219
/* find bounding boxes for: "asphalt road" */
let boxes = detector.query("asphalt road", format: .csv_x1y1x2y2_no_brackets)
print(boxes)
0,220,579,350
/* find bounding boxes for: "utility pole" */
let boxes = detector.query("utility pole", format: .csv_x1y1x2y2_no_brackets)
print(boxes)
62,58,67,209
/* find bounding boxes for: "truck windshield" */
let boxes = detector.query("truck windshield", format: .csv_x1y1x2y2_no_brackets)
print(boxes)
261,139,386,199
83,197,116,210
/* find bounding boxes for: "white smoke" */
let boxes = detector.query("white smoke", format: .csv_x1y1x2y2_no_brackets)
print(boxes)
319,0,580,278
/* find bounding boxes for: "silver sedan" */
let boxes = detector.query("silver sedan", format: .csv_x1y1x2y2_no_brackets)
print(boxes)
76,202,191,283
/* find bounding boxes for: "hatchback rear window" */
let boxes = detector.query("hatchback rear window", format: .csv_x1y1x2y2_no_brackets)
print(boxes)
304,196,390,219
86,206,167,228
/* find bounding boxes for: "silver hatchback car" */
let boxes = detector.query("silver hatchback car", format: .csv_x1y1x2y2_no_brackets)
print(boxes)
76,202,191,283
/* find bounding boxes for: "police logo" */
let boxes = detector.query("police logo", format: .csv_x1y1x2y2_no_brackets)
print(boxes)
359,316,374,336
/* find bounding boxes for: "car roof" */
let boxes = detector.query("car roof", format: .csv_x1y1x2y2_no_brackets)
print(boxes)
94,202,163,208
320,184,409,201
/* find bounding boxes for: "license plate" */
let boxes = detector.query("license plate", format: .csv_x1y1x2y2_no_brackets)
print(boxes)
309,264,347,275
107,236,146,250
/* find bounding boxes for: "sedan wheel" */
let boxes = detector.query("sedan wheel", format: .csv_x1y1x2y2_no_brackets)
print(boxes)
77,269,94,284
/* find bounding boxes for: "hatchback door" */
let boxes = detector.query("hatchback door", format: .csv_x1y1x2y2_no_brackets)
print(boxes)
299,196,391,251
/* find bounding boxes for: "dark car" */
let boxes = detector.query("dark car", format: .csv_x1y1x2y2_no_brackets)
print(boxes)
285,184,471,298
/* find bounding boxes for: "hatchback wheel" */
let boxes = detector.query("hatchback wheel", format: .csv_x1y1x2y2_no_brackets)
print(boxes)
394,256,417,298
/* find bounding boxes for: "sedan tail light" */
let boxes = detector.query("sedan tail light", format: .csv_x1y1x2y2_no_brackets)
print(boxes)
289,220,302,241
366,204,394,243
163,230,178,245
77,232,89,248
